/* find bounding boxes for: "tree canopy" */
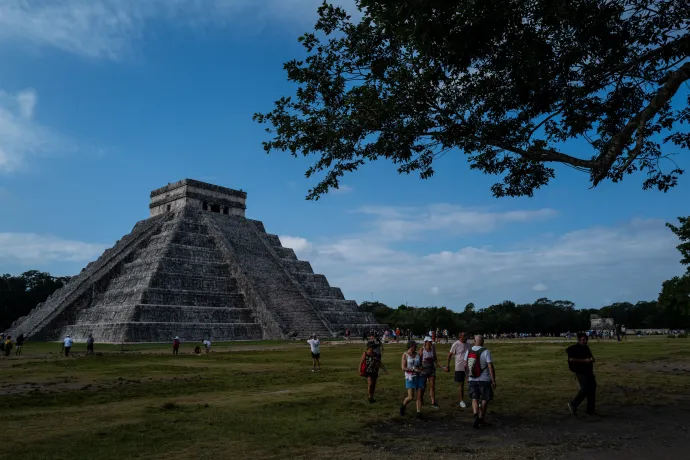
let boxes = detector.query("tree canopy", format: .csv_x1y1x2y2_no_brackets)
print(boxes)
254,0,690,200
0,271,71,331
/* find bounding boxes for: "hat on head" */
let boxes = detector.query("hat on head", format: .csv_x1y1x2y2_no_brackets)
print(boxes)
424,336,433,342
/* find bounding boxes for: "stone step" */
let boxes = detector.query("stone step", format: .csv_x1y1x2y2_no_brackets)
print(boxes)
76,305,255,324
262,233,281,247
162,220,209,234
303,285,345,299
63,322,264,342
144,258,230,277
92,288,144,307
248,220,266,233
164,244,224,262
291,272,330,287
280,259,314,274
106,274,155,292
140,288,245,308
310,298,360,312
272,247,297,260
149,273,237,293
148,231,216,249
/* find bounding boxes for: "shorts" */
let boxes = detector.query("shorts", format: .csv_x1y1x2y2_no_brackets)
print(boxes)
422,370,436,379
364,372,379,380
468,381,493,401
454,371,466,383
311,353,320,359
405,376,425,390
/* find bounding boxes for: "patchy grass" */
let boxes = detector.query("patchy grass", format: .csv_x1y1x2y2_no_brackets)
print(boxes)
1,337,689,459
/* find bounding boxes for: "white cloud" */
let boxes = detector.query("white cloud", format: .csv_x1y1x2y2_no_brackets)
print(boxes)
0,87,66,172
0,233,109,263
0,0,360,60
330,184,354,195
281,211,683,309
354,204,557,241
532,283,548,292
278,235,312,253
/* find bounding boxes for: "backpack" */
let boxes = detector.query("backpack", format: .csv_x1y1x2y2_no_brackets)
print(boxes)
467,347,486,378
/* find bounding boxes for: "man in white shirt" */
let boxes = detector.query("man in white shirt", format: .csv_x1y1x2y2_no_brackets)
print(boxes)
63,335,73,357
447,331,471,408
307,334,321,372
202,339,211,354
466,335,496,428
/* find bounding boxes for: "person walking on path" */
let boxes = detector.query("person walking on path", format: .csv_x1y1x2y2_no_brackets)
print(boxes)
467,335,496,428
15,334,25,356
421,337,447,408
567,332,597,417
447,332,472,408
86,334,95,355
173,336,181,355
307,334,321,372
63,335,73,357
366,333,383,359
360,343,387,402
400,340,424,417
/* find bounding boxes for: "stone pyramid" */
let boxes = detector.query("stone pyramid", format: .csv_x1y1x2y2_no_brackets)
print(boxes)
8,179,386,342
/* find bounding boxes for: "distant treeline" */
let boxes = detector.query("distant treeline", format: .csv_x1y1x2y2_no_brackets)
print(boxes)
361,296,688,336
0,271,71,331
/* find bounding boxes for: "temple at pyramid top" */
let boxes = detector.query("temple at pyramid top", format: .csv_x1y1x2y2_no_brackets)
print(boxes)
150,179,247,217
6,179,386,343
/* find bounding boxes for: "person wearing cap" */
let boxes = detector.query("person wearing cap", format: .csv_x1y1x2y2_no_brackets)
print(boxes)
421,336,448,408
307,334,321,372
173,336,181,355
400,340,424,417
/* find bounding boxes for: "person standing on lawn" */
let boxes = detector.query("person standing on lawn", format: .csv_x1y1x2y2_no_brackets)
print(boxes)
15,334,25,356
420,337,447,408
86,334,95,355
63,335,73,357
173,336,181,355
202,338,212,354
467,335,496,428
447,331,472,408
307,334,321,372
567,332,597,416
360,343,387,402
400,340,424,417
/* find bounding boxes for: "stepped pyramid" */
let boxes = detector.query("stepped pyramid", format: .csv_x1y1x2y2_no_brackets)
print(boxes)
8,179,386,342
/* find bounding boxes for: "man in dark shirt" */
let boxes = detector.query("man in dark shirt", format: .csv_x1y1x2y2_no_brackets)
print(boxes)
566,332,597,416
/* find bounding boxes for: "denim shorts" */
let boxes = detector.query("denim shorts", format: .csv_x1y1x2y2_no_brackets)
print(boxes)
405,375,425,389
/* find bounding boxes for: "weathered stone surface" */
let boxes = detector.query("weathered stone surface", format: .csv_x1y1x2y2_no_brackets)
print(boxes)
5,180,385,342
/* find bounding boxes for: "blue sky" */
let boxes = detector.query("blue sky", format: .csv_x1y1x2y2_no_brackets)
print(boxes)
0,0,687,311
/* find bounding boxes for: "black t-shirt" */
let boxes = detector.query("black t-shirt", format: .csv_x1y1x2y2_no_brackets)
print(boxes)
566,344,594,374
367,340,381,356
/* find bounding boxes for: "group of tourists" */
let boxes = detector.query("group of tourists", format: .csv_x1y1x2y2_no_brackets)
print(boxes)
314,330,597,428
0,333,25,356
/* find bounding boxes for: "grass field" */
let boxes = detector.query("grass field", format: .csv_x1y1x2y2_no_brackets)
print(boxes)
1,337,689,460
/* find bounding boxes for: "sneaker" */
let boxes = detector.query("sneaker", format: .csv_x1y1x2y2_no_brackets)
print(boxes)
311,369,316,372
399,405,406,416
478,419,492,427
415,412,422,419
568,402,577,416
368,397,375,404
472,417,480,429
431,403,439,409
459,400,467,408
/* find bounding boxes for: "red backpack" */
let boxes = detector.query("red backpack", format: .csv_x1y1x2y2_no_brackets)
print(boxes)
467,347,486,378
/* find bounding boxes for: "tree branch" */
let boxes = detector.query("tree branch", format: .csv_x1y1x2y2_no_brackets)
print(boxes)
593,61,690,185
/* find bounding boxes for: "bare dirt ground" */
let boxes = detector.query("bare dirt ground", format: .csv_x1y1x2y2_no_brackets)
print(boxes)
371,403,690,459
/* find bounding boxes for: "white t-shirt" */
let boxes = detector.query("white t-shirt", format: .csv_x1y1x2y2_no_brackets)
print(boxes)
203,340,211,349
465,346,493,382
63,337,73,347
449,340,471,371
307,339,320,354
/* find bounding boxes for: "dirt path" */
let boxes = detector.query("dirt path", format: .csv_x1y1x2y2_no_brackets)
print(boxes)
371,403,690,459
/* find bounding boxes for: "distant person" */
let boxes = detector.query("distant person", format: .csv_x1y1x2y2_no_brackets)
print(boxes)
345,328,351,341
15,334,25,356
63,335,73,357
360,343,387,403
202,339,212,354
307,334,321,372
616,324,622,341
421,337,446,408
566,332,597,417
3,335,13,357
0,333,5,354
467,335,496,429
396,327,401,342
173,336,181,355
86,334,95,355
621,325,627,340
400,340,424,417
447,332,472,408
